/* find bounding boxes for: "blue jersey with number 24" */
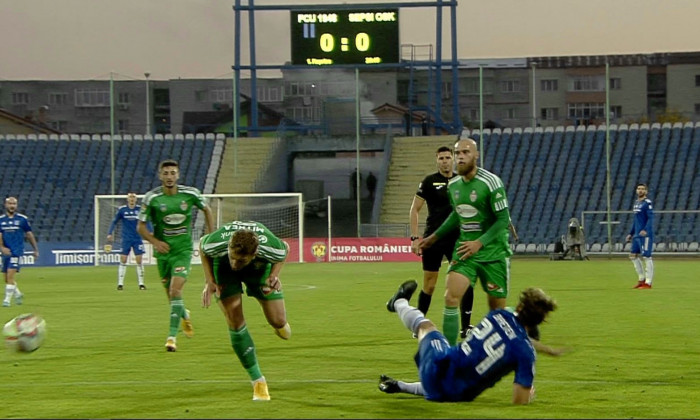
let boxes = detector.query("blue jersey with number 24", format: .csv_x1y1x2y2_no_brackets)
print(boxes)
416,308,536,402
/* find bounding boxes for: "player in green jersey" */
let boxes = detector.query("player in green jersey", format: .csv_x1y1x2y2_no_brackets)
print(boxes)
199,220,292,401
420,138,513,346
137,159,214,352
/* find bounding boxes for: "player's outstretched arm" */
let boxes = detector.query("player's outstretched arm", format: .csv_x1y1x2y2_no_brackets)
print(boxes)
512,383,533,404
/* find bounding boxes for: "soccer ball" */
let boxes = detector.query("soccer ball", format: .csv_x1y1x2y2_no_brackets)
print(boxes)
3,313,46,353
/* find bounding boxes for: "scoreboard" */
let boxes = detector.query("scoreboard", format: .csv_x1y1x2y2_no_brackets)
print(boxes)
290,9,400,66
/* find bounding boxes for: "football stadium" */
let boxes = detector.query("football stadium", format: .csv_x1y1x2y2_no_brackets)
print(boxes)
1,1,699,418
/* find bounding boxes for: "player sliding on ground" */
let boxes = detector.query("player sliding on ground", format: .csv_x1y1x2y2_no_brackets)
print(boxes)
379,280,561,404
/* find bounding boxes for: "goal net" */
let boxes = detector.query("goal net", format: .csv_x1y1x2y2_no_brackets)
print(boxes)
94,193,304,265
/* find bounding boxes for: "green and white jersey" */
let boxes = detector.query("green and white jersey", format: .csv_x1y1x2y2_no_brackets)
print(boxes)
199,220,287,263
138,185,208,257
443,167,511,261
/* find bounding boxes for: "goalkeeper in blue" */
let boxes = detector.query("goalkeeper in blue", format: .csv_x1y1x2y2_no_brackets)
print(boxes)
106,192,152,291
199,221,292,402
380,280,558,404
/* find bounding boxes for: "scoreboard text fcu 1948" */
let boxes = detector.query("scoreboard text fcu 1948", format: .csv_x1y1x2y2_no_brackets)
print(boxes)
290,9,399,66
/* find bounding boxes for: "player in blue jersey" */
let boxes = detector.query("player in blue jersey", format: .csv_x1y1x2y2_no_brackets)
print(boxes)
107,192,152,291
0,197,39,307
380,280,558,404
625,183,654,289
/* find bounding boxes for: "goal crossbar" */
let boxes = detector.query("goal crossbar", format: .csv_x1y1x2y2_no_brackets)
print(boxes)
94,193,304,266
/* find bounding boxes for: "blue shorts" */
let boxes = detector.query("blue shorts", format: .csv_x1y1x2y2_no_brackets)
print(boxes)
630,235,653,257
1,255,21,273
414,330,452,401
120,239,146,256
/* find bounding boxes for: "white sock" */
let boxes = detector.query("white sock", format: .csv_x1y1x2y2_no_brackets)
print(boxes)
13,285,22,297
395,299,426,334
118,263,127,286
397,380,425,396
631,258,645,280
643,257,654,283
4,284,16,302
136,264,145,286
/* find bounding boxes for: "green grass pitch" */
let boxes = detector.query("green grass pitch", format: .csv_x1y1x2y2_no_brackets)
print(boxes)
1,257,698,419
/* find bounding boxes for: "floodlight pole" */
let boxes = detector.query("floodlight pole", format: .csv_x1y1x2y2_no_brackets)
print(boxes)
144,72,151,135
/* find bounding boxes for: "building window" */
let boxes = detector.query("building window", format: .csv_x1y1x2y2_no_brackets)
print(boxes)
48,93,68,106
74,89,110,107
504,108,516,119
286,82,300,96
118,92,130,104
195,90,207,102
464,78,479,95
257,86,283,103
301,83,317,96
441,81,451,99
288,106,315,123
610,78,622,90
210,89,232,103
118,119,129,133
50,121,68,131
568,102,606,118
695,103,700,115
695,75,700,87
540,79,558,92
571,76,604,92
468,109,479,121
610,106,622,119
540,107,559,120
12,92,29,105
501,80,520,93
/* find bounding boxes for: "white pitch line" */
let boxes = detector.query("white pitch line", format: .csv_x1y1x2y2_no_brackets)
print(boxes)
285,284,317,290
0,378,687,388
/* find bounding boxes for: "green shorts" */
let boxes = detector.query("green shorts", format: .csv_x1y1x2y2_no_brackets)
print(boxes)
446,257,510,298
157,250,193,289
213,257,284,301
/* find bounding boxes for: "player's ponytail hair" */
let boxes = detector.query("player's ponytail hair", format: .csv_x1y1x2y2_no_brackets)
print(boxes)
516,288,557,328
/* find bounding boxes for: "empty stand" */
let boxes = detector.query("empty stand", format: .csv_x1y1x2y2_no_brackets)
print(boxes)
0,134,219,243
378,122,700,253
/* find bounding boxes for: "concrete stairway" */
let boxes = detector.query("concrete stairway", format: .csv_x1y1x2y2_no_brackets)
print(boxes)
379,135,458,227
214,137,279,193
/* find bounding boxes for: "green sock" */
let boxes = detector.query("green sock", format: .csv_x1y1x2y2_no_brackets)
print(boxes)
443,306,460,346
169,297,186,337
230,326,262,381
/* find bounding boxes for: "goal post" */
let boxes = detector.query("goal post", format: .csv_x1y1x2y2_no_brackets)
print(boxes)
94,193,304,266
